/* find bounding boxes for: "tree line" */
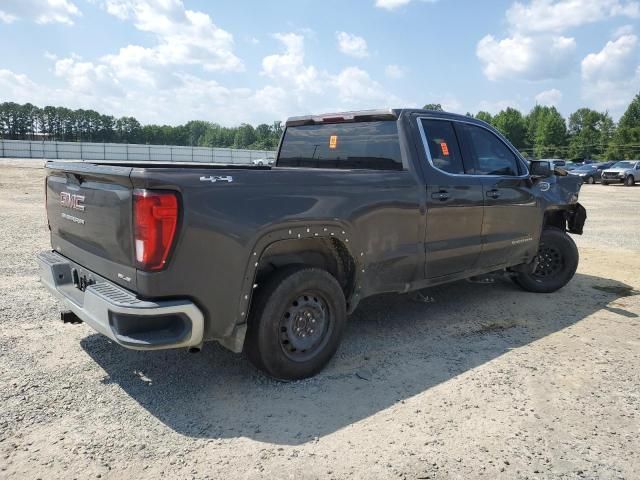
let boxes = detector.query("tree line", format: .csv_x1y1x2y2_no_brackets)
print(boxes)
0,102,283,150
427,93,639,160
1,95,638,159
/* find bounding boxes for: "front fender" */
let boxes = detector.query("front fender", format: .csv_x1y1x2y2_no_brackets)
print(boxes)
567,202,586,235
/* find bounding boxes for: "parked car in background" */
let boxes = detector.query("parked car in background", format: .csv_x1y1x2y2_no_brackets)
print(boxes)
252,158,274,166
601,160,640,186
563,162,579,171
568,161,615,184
541,159,577,172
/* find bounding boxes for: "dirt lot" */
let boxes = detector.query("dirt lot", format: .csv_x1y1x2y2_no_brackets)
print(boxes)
1,160,639,480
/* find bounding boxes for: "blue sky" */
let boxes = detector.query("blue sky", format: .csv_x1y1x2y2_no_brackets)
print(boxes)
1,0,639,126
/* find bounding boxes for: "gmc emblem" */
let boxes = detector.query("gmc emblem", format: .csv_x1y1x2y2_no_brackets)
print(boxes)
60,192,86,212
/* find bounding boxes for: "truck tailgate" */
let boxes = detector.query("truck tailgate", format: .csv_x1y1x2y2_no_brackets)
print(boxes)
45,162,137,289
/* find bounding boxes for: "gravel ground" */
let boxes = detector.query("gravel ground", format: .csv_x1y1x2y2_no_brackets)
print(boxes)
1,160,639,480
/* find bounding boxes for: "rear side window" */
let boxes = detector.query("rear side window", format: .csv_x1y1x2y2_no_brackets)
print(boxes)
419,119,465,174
458,124,521,176
278,121,403,170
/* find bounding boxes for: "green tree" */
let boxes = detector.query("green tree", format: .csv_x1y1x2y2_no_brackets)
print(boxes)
184,120,210,146
525,106,567,158
234,123,256,148
423,103,444,111
607,92,640,159
474,111,493,124
567,108,613,160
492,107,528,149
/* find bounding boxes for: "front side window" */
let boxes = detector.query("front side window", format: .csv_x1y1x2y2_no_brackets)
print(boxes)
459,124,521,176
278,121,403,170
419,119,464,174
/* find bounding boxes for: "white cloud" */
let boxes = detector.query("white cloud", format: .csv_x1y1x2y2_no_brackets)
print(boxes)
506,0,640,34
53,56,123,95
614,24,635,36
477,0,640,83
581,33,640,113
582,33,638,81
102,0,243,73
336,32,369,58
535,88,563,106
439,95,463,112
385,64,406,79
477,34,576,81
332,67,398,105
261,33,400,111
0,11,17,23
1,24,403,126
375,0,412,9
0,0,80,25
261,33,320,93
375,0,438,10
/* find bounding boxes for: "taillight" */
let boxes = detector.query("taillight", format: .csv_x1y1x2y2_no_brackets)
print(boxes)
133,190,179,271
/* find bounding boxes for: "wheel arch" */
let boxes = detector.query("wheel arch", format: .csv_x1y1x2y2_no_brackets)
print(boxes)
236,223,364,330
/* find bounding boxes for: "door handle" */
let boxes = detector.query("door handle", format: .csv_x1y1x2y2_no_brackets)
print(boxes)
486,189,501,199
431,191,450,201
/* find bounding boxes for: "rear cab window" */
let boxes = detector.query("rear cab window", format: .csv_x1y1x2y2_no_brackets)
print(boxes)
278,121,403,170
419,119,465,174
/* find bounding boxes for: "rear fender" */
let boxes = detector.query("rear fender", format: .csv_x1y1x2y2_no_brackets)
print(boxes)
237,222,363,324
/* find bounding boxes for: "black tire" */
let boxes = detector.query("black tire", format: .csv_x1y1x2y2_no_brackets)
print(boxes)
514,228,579,293
625,175,635,186
586,176,595,184
245,266,347,380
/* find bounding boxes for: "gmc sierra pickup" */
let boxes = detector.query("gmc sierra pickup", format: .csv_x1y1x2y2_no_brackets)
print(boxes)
38,109,586,380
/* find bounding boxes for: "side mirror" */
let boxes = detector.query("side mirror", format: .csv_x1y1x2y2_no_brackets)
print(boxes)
529,160,552,179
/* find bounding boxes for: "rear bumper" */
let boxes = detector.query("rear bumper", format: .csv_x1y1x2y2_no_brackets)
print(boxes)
37,251,204,350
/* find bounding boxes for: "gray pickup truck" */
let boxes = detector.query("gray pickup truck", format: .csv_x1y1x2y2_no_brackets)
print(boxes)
38,109,586,380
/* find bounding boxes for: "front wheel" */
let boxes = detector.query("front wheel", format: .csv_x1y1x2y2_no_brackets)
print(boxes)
514,228,579,293
625,175,635,186
245,267,347,380
586,176,595,184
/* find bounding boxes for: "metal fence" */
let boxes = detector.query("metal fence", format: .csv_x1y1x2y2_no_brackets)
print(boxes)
0,139,276,164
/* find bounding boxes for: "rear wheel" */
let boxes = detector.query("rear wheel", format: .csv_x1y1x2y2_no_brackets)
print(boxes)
514,228,579,293
625,175,635,186
586,176,595,184
245,267,347,380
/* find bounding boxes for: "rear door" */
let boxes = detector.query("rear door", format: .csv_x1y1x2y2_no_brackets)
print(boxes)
417,118,484,278
454,123,541,268
46,162,136,288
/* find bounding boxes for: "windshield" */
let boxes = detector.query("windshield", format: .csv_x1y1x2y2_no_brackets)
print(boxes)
611,161,635,168
574,165,595,171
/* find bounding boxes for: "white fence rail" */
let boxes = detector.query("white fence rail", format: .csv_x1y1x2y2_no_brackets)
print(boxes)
0,139,276,164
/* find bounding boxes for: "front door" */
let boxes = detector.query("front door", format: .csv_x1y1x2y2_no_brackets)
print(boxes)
418,118,485,278
454,122,541,268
